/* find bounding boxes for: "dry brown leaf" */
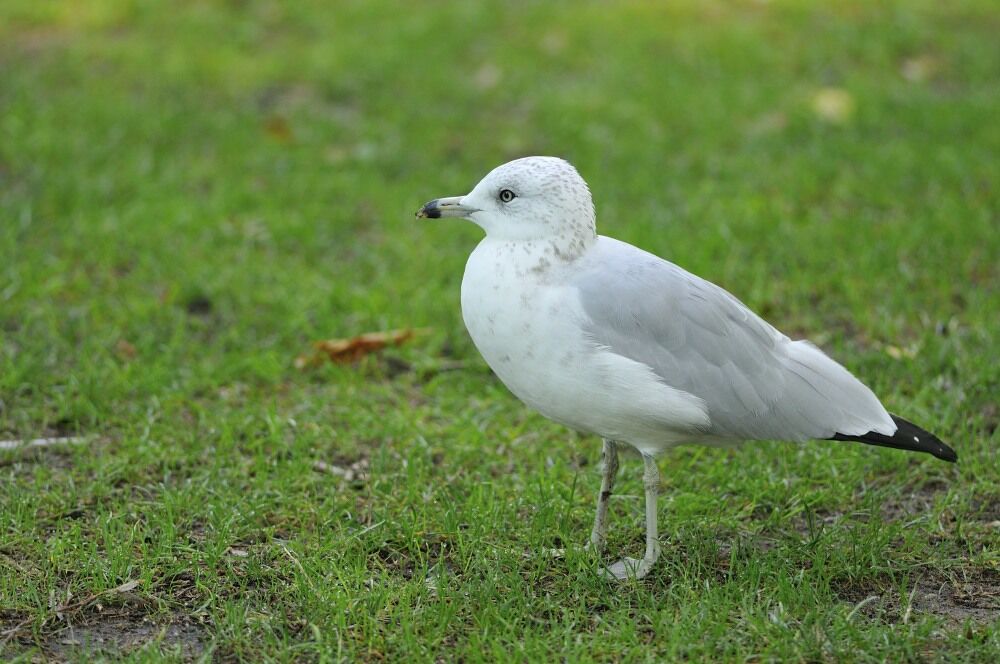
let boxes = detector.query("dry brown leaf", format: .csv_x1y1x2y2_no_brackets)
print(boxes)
115,339,137,359
295,328,429,368
264,115,293,142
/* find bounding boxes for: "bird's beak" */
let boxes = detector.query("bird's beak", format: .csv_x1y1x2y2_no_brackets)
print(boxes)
416,196,478,219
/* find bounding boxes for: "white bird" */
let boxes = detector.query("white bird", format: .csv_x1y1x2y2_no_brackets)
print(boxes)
417,156,956,580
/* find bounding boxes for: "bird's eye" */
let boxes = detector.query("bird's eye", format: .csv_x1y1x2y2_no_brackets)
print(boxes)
499,188,516,203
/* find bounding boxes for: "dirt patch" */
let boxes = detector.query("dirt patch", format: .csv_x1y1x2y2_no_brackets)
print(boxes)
50,616,205,660
769,477,954,539
2,575,208,662
371,532,456,581
0,431,105,477
0,445,83,478
973,402,999,437
756,478,1000,627
970,494,1000,523
877,479,950,523
912,570,1000,626
4,613,206,662
833,568,1000,627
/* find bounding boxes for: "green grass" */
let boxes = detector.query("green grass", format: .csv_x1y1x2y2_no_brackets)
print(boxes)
2,0,998,660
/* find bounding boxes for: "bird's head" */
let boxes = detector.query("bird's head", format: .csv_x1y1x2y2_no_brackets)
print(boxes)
417,156,597,245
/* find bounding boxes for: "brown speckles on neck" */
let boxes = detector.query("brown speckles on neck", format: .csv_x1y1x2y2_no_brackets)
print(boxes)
546,230,593,262
529,256,551,275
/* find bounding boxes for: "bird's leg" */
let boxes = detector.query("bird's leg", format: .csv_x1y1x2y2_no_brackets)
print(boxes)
601,453,661,581
587,438,619,554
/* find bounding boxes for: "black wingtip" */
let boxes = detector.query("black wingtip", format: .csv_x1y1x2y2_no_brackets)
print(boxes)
830,414,957,463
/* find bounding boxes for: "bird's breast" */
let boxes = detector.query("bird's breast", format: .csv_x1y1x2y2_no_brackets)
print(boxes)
460,240,591,419
461,241,562,365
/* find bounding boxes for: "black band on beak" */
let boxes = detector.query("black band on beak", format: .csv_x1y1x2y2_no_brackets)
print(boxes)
415,196,474,219
417,199,442,219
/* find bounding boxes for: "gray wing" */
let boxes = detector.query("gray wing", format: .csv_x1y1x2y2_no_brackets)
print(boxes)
572,237,894,441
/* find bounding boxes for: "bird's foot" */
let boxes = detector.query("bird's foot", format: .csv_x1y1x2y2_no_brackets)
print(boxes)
600,556,656,581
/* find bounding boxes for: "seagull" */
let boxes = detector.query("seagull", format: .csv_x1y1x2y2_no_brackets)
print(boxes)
417,156,957,581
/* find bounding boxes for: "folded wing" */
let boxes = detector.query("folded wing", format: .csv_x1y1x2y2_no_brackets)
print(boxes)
573,237,896,442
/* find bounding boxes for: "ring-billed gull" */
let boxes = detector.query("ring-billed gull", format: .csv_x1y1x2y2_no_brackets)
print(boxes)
417,156,956,581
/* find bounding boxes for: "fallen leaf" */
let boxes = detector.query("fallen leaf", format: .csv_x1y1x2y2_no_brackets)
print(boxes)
811,87,855,125
115,339,137,359
264,115,293,142
295,328,430,368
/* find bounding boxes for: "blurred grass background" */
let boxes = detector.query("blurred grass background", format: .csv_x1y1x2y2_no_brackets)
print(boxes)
1,0,998,661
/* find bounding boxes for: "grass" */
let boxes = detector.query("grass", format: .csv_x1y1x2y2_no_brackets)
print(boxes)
1,0,998,660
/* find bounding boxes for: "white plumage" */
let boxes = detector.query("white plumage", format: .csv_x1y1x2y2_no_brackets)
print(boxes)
418,156,955,580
